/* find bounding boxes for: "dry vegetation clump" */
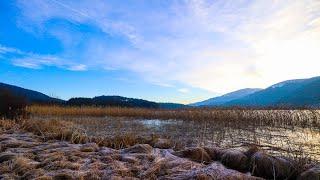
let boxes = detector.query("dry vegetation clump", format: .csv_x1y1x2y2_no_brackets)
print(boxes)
121,144,153,154
297,166,320,179
250,151,296,179
171,162,262,180
100,133,153,149
0,119,19,131
0,153,16,163
152,138,172,149
4,118,154,150
220,149,249,172
172,147,212,163
28,105,155,118
0,155,44,179
203,147,226,161
20,119,89,144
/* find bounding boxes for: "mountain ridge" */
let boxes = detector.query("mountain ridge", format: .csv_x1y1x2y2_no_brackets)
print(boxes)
190,88,262,106
2,75,320,109
0,82,186,109
224,76,320,107
0,82,64,104
191,76,320,108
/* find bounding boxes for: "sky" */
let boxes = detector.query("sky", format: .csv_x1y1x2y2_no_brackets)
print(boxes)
1,0,320,104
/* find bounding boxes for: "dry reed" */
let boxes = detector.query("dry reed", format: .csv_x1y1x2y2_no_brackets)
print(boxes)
19,106,320,162
27,105,320,130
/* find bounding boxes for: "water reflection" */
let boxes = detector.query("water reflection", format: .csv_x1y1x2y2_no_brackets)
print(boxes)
139,119,182,129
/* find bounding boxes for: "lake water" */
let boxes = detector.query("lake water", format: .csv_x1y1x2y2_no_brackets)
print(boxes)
139,119,183,129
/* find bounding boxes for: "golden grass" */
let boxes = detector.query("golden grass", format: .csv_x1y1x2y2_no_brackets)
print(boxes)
21,119,88,144
0,119,19,131
24,105,320,161
2,105,319,162
27,105,154,118
0,118,153,149
27,105,320,129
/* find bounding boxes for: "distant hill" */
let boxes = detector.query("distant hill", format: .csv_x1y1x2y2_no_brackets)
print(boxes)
278,77,320,107
191,76,320,108
190,88,262,106
67,96,159,108
2,75,320,109
224,76,320,107
67,97,188,109
158,103,189,109
0,82,186,109
0,83,64,104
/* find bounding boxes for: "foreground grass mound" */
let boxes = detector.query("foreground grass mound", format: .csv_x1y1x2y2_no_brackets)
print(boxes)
0,130,259,179
0,119,319,179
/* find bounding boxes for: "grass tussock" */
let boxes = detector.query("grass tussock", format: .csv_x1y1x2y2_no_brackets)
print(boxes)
7,119,153,149
21,119,89,144
0,119,18,131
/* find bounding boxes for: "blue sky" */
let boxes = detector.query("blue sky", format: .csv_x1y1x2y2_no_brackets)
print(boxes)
1,0,320,103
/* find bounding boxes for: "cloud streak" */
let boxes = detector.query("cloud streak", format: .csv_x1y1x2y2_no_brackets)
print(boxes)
0,45,87,71
13,0,320,93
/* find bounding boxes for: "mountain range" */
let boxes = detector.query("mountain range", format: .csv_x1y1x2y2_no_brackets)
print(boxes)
0,83,63,104
1,75,320,109
0,82,186,109
190,88,262,106
191,76,320,108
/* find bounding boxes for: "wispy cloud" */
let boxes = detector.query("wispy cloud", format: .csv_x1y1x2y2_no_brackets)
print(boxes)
0,45,87,71
13,0,320,93
178,88,190,94
0,45,24,54
67,64,87,71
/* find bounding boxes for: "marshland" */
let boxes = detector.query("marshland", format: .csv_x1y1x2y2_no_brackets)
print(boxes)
1,104,320,179
2,0,320,179
27,105,320,161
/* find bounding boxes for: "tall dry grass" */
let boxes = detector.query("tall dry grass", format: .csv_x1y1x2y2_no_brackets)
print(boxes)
28,105,320,130
0,118,155,149
3,104,320,168
25,105,320,161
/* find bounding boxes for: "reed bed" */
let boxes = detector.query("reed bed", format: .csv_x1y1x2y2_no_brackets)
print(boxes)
0,119,156,152
28,105,320,130
2,106,319,179
25,105,320,161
